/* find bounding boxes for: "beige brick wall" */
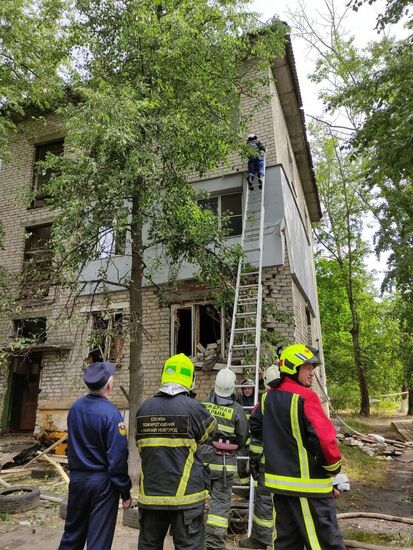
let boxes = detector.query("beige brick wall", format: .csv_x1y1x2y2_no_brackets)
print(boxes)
0,59,325,428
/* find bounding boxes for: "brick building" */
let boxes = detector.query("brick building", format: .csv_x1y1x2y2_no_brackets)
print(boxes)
0,38,325,434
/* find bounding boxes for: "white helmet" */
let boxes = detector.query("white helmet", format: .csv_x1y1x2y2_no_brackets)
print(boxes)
215,369,236,398
264,364,280,388
247,133,257,140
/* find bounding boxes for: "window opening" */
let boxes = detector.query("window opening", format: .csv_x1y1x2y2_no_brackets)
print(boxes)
88,312,124,363
14,317,47,344
199,305,221,348
199,192,242,237
21,224,53,300
33,139,64,206
96,226,127,258
221,193,242,237
172,304,222,357
174,307,193,357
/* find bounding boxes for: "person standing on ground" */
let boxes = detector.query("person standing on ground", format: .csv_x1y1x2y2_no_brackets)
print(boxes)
59,361,132,550
237,379,255,488
202,369,249,550
136,353,216,549
240,365,280,549
246,134,266,191
250,344,345,549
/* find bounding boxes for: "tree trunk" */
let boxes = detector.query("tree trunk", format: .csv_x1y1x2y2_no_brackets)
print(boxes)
408,388,413,416
349,300,370,416
127,193,145,483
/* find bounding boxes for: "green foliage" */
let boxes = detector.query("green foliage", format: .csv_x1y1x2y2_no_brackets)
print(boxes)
0,0,69,156
348,0,412,28
329,382,360,412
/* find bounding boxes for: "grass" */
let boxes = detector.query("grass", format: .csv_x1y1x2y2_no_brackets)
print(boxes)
343,528,413,547
339,445,388,484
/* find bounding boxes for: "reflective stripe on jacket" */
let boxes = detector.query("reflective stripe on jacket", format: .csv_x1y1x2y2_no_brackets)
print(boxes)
250,377,342,497
202,393,249,470
136,391,217,509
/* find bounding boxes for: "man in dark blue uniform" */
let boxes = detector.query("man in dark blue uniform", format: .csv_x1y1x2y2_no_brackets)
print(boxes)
59,361,132,550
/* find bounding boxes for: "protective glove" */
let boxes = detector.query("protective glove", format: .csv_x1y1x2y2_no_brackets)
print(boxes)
249,458,260,481
333,473,350,492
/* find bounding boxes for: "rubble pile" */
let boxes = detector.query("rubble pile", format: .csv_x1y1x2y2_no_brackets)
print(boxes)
192,341,225,371
338,432,413,460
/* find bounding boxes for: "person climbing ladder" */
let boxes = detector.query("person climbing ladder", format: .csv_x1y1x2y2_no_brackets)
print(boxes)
246,134,266,191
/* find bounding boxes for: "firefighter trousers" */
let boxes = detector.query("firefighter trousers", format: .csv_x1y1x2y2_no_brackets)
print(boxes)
251,472,274,546
206,474,233,550
272,493,346,549
138,505,204,549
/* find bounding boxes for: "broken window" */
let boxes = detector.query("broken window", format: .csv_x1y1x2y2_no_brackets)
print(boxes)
88,312,124,364
172,304,222,358
14,317,47,344
33,139,64,207
96,226,127,258
199,192,242,237
21,224,53,300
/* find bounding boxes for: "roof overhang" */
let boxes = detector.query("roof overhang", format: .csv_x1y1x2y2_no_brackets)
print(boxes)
271,35,322,222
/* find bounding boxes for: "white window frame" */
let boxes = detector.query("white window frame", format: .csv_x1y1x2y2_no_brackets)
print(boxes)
199,192,243,237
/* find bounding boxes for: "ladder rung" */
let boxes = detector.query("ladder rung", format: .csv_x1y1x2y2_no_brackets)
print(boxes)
236,312,256,317
234,327,256,333
239,284,259,289
236,364,257,368
245,226,260,233
232,344,256,350
238,298,258,304
241,271,259,276
246,247,261,253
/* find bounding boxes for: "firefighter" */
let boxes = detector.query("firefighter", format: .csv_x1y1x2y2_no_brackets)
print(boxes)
135,353,217,549
250,344,345,550
237,378,255,488
202,369,249,550
240,365,280,549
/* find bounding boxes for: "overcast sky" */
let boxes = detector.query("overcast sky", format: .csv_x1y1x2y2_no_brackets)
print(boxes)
250,0,391,282
250,0,388,116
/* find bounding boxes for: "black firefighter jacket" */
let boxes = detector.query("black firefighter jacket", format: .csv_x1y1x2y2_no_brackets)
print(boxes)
201,392,249,478
250,377,342,498
136,390,217,510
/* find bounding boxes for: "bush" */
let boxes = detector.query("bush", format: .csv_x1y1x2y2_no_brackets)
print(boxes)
329,382,359,412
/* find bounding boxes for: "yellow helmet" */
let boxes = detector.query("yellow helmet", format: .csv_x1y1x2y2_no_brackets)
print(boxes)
161,353,194,390
278,344,320,376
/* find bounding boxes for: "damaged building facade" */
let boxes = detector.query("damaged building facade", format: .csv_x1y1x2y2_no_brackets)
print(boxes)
0,39,325,433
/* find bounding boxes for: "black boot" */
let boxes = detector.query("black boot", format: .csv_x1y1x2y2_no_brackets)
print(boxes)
258,176,263,190
239,536,268,549
247,176,254,191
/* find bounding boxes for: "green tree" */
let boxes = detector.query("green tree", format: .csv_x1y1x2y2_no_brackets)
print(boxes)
290,0,413,413
0,0,68,155
317,256,404,412
348,0,412,28
27,1,285,476
311,125,373,415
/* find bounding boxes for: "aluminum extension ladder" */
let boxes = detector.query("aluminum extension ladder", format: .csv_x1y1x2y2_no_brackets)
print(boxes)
226,171,266,535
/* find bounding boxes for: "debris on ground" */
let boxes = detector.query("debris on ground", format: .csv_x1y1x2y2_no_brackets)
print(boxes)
338,431,413,460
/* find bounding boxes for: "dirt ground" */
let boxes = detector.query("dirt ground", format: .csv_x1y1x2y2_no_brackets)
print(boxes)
1,416,412,549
